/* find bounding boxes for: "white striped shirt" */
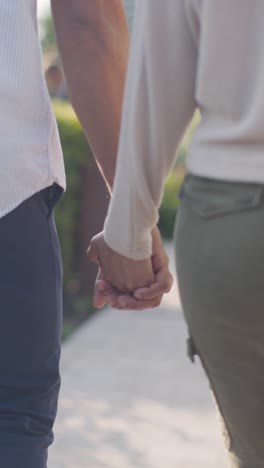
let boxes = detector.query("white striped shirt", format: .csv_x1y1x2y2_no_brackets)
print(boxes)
0,0,66,219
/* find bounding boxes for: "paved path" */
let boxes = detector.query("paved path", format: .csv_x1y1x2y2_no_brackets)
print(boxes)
49,243,228,468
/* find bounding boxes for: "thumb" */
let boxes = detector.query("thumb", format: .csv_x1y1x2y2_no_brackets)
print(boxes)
86,240,99,264
94,268,115,308
151,252,165,274
94,285,107,308
93,269,107,308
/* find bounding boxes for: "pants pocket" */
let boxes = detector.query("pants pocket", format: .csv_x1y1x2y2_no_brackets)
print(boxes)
179,175,263,219
37,184,64,219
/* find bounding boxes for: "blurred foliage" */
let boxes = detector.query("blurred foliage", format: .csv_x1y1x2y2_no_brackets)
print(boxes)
52,100,93,287
175,110,200,168
158,171,183,239
52,101,95,338
40,14,57,52
158,112,200,238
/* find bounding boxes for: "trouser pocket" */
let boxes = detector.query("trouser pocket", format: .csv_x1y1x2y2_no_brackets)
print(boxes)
179,174,264,219
37,183,64,219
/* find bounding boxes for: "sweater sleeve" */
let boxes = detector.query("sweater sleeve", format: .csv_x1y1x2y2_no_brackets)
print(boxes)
104,0,198,260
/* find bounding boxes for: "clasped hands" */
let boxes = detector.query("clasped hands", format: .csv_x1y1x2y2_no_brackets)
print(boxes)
87,227,173,310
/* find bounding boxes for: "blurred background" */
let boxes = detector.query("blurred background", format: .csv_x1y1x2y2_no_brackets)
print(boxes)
37,1,228,467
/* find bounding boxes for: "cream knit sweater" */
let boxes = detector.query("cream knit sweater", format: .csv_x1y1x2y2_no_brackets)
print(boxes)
104,0,264,259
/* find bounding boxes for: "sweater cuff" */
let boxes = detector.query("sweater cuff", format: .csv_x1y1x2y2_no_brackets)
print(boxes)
103,216,152,260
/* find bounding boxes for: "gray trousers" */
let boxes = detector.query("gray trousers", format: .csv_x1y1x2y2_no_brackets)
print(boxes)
175,173,264,467
0,184,63,467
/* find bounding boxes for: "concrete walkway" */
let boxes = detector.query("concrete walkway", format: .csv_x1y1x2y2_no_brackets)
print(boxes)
49,243,228,468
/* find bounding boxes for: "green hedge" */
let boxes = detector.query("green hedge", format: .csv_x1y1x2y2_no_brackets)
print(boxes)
158,113,200,238
158,171,183,239
52,100,93,287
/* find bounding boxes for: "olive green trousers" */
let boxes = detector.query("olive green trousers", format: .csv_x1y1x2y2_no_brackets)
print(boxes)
174,173,264,468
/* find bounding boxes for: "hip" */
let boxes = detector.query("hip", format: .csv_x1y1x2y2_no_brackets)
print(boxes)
174,173,264,320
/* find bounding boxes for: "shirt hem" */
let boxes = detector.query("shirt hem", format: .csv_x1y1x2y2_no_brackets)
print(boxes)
0,177,66,220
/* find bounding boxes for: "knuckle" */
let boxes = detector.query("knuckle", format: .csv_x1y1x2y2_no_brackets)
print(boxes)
164,275,173,292
126,281,136,293
156,280,167,294
133,300,146,310
154,296,162,307
164,253,170,265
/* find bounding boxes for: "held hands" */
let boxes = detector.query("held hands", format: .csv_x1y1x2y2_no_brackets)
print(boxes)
86,227,173,310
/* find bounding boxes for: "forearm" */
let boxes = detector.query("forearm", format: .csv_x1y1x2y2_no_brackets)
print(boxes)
104,0,197,259
51,0,129,191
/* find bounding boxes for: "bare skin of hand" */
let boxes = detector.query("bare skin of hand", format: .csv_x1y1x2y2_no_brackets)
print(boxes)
86,232,155,296
89,227,174,310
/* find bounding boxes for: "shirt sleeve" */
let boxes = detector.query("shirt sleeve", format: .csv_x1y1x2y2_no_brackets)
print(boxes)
104,0,198,260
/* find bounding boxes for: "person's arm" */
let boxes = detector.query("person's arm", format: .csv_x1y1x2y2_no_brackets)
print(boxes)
51,0,129,191
104,0,198,259
51,0,173,305
88,0,198,297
